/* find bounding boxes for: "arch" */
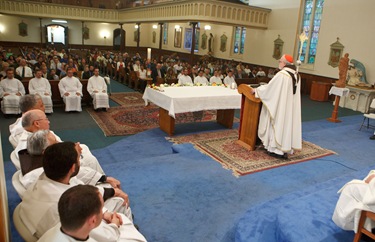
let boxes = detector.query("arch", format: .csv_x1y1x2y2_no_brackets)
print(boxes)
250,11,254,22
217,6,221,18
241,9,245,21
263,13,268,24
223,6,227,18
255,12,259,23
211,5,216,17
227,7,231,19
199,3,204,15
194,3,198,15
205,4,210,16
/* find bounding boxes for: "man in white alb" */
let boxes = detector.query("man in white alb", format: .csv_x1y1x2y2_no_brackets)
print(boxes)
28,69,53,113
178,68,193,86
87,68,109,111
223,69,237,88
209,70,223,85
58,68,82,112
20,142,145,241
194,70,209,85
0,68,25,115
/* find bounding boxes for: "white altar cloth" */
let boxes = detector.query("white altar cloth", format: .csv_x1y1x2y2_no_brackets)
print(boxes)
329,86,350,97
142,86,241,118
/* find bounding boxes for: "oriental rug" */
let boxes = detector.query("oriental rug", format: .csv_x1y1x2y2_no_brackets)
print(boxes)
168,129,336,177
87,106,221,136
109,92,145,107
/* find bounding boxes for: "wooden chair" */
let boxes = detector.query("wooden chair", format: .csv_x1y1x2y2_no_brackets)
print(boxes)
129,71,139,90
118,66,126,84
353,210,375,242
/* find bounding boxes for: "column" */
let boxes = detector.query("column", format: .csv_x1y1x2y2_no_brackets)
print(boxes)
190,22,198,65
158,22,164,50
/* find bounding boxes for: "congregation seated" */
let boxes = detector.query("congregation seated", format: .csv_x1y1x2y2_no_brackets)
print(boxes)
19,142,144,240
0,68,26,115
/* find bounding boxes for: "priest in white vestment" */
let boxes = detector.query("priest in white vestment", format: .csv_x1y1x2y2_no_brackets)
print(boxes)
20,142,144,241
209,70,223,85
194,70,209,85
58,68,82,112
178,69,193,86
0,68,25,114
332,170,375,233
14,110,105,180
254,54,302,158
9,94,45,148
223,70,237,89
28,69,53,113
87,68,109,110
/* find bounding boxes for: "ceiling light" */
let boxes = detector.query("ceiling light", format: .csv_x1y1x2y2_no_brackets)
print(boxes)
52,19,67,23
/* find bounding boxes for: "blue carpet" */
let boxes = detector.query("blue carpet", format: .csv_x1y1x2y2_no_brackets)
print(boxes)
5,114,374,242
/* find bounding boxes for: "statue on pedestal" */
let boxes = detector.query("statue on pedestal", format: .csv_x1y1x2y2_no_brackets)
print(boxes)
347,59,368,87
335,53,349,88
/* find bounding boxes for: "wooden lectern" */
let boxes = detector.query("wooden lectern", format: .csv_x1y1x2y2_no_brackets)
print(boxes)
237,84,262,150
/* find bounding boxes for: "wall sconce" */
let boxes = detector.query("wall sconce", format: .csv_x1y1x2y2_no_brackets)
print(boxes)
135,24,139,29
175,25,181,32
204,25,211,31
152,25,158,29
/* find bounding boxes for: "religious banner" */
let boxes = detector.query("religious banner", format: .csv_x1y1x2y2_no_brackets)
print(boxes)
273,35,284,60
152,31,156,43
174,27,182,48
19,21,28,37
220,34,227,52
201,33,207,50
184,28,193,50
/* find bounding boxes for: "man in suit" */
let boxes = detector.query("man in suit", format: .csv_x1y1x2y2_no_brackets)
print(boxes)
151,63,165,84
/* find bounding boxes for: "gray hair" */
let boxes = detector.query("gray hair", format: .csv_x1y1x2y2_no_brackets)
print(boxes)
27,130,50,155
22,110,40,128
19,94,42,113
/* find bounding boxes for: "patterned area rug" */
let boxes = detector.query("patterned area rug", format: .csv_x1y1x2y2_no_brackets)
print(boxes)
87,106,220,136
168,129,336,176
109,92,145,107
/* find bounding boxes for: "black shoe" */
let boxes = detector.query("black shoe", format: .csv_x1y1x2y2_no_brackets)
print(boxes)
370,135,375,140
102,108,107,112
267,151,288,159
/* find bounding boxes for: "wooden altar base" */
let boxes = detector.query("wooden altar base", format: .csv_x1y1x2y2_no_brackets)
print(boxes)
158,108,235,136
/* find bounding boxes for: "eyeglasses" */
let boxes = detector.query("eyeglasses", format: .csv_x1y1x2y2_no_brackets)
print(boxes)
35,118,49,122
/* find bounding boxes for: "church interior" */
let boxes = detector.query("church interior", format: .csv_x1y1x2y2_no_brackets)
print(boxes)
1,0,375,241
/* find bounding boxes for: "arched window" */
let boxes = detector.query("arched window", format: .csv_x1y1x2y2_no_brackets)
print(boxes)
233,26,246,54
298,0,325,66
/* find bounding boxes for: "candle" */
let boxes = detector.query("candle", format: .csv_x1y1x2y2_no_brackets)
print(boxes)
147,48,151,60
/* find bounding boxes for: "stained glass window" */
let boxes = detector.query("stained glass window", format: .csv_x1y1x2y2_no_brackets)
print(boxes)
233,26,246,54
299,0,324,65
163,23,168,45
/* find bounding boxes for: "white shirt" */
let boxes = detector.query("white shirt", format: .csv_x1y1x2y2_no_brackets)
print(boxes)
139,69,147,79
16,66,33,78
223,76,237,88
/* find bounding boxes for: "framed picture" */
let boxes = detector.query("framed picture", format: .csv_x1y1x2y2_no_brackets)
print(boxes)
163,23,168,45
328,38,344,68
152,31,156,43
184,28,193,50
19,21,28,37
83,26,90,40
134,30,139,42
174,27,182,48
195,28,200,51
273,35,284,60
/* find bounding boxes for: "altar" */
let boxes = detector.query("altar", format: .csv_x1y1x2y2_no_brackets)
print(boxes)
338,86,375,113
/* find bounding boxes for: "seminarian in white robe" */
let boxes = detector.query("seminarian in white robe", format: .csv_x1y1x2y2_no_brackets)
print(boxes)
29,74,53,113
87,69,109,110
178,72,193,86
194,75,209,85
332,170,375,233
0,75,26,114
38,223,98,242
58,70,82,112
21,173,146,241
209,76,223,85
223,74,237,89
255,62,302,156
